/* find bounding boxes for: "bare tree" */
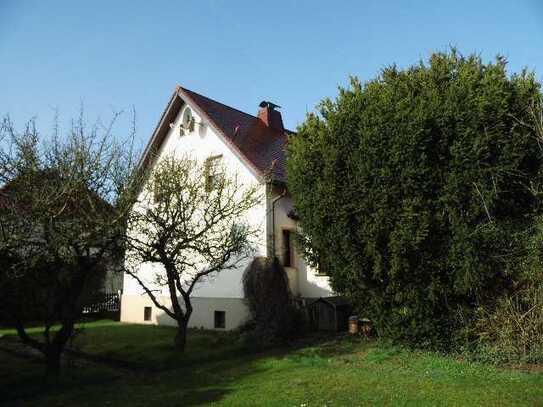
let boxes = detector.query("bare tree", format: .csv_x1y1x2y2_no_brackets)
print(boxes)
125,155,261,351
0,112,138,378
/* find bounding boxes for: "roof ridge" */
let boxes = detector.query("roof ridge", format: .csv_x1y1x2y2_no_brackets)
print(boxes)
178,85,295,134
179,86,259,121
138,85,289,183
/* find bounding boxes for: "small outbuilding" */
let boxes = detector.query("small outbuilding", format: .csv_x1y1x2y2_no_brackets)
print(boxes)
307,296,352,331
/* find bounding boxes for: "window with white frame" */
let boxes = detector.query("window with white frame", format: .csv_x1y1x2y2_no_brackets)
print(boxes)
205,155,223,191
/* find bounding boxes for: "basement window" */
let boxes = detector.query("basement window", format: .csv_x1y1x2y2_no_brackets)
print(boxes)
144,306,152,321
214,311,226,329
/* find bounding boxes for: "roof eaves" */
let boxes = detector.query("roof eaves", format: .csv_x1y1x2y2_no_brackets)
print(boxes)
138,87,182,171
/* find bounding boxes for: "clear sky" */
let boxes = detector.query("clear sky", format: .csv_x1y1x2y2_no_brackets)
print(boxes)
1,0,542,148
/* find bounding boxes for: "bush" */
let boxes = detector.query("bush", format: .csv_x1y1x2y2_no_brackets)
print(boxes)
242,257,305,349
287,50,543,349
469,220,543,363
0,249,106,326
472,285,543,364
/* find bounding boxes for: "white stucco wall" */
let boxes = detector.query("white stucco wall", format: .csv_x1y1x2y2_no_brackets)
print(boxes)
271,192,333,298
122,97,333,329
121,295,250,330
123,101,268,300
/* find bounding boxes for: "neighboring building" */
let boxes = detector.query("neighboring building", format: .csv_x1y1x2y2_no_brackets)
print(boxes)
121,86,333,330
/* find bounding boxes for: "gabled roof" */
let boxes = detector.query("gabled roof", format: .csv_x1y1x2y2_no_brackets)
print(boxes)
309,296,351,308
0,169,113,215
140,85,292,183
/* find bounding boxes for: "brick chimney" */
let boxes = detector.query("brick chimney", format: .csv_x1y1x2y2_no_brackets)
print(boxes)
257,101,284,132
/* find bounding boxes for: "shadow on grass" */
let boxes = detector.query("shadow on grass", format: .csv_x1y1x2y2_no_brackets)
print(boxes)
0,349,122,405
0,347,268,406
0,323,356,406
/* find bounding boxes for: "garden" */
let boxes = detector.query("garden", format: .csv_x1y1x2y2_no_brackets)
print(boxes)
1,321,543,406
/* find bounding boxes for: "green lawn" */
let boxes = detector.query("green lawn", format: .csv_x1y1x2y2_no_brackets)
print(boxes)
1,322,542,406
0,319,119,337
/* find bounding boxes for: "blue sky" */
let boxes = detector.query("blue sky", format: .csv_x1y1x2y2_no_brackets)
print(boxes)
1,0,542,148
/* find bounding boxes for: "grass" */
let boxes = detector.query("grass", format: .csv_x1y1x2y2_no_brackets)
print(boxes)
0,319,119,337
1,322,543,406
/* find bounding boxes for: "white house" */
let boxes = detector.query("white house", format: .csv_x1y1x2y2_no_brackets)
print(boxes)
121,85,333,330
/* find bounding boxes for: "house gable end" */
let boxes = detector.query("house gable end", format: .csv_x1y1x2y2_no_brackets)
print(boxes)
139,85,287,184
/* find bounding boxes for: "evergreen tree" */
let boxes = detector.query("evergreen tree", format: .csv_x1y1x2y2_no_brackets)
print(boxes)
287,50,543,347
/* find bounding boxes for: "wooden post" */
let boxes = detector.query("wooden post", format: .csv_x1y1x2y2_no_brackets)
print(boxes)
348,315,359,335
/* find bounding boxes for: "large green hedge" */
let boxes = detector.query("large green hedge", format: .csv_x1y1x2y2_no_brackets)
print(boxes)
287,51,543,348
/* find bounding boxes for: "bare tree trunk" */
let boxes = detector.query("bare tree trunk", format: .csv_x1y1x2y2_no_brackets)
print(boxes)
174,319,188,352
13,319,65,379
44,346,61,379
43,319,75,379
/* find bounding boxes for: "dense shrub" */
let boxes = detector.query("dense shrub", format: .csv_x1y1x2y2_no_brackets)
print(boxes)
242,257,304,349
472,285,543,364
470,219,543,363
287,50,543,349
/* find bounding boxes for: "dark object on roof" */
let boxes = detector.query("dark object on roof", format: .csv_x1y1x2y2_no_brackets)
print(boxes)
257,100,284,133
307,296,352,331
259,101,281,110
140,86,293,183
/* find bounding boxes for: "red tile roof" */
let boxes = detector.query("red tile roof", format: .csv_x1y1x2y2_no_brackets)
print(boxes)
141,86,291,183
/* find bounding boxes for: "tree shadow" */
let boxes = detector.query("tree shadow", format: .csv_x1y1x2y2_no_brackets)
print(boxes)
0,326,292,405
0,321,367,406
0,348,123,405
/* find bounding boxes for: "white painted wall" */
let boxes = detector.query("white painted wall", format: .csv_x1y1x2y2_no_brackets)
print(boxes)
123,102,268,300
271,192,333,298
121,295,249,330
122,96,334,329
